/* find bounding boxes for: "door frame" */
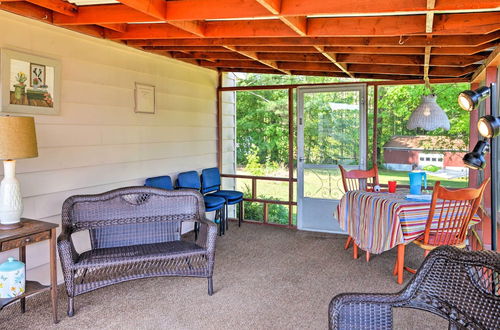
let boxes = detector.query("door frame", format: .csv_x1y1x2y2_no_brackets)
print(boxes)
296,84,367,232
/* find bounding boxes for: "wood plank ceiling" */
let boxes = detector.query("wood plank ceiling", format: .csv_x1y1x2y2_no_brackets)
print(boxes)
1,0,499,81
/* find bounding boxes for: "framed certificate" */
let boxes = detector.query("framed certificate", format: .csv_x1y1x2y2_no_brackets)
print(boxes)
134,83,155,114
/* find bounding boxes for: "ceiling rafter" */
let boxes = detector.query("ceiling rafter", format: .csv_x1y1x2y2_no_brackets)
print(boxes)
1,0,498,81
223,46,291,75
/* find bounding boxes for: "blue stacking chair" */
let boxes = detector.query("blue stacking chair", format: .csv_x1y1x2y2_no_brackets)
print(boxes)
201,167,243,228
176,171,226,236
144,175,173,190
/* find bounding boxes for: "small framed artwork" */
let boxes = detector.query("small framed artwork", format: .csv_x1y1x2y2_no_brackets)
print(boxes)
30,63,46,87
0,49,61,115
134,83,155,114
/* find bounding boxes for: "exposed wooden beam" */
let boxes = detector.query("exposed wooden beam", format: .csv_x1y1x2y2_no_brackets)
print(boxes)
126,33,500,47
258,52,327,62
105,23,198,39
471,45,500,82
142,45,229,52
94,14,500,39
26,0,77,16
223,46,291,74
235,46,319,53
426,0,436,33
280,16,307,36
218,67,282,75
116,0,166,20
0,1,53,23
255,0,281,15
312,45,352,78
166,20,205,37
280,0,499,16
200,59,270,69
53,4,161,25
172,51,249,60
160,0,500,21
99,23,128,33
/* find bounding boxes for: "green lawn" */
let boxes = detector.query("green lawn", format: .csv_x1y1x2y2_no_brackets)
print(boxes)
236,167,468,202
234,167,468,224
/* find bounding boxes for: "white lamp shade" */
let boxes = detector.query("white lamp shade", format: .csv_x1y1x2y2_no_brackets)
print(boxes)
0,116,38,160
407,94,450,131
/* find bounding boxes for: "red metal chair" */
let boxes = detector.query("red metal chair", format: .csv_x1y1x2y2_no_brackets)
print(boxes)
393,179,489,284
338,165,379,262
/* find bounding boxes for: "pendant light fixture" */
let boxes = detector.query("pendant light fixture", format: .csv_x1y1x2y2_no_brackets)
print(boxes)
407,82,450,131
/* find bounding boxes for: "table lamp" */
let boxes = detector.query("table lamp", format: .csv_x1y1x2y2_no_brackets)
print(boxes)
0,116,38,229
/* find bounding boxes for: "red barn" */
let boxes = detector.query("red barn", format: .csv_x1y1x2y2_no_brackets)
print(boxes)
383,136,468,171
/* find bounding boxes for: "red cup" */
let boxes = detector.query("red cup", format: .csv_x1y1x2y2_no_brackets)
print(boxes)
388,181,397,193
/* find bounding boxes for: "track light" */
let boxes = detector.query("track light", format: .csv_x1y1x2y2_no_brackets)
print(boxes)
463,140,489,170
478,115,500,138
458,86,491,111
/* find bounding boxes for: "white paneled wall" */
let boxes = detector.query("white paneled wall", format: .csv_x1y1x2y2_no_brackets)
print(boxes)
0,11,218,284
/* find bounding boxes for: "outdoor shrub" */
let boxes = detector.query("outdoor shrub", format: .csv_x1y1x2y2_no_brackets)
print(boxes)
423,165,441,172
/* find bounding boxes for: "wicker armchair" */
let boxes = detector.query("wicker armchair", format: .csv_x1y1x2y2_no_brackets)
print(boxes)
58,187,217,317
329,246,499,330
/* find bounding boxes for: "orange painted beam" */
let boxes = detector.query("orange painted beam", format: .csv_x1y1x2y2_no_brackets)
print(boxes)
277,61,342,72
0,1,52,22
204,19,297,38
258,52,327,62
200,59,270,69
105,23,198,39
235,45,319,52
165,0,271,21
117,0,167,20
172,51,249,60
159,0,500,21
430,54,488,66
325,46,426,55
142,46,229,51
53,4,162,25
309,16,426,36
280,0,499,15
280,15,307,36
167,20,205,37
432,12,500,35
256,0,282,14
99,23,128,33
26,0,77,16
125,33,499,47
429,64,479,76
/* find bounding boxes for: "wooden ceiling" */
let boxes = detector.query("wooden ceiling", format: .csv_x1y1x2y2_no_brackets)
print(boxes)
1,0,500,81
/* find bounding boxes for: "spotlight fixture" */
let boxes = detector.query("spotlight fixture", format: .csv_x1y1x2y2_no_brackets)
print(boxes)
458,86,491,111
459,82,497,251
478,115,500,138
463,140,489,170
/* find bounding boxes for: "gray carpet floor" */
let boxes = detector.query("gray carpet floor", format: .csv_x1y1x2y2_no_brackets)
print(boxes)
0,223,447,329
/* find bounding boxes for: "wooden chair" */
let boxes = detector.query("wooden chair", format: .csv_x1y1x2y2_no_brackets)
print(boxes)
338,165,379,262
394,179,489,282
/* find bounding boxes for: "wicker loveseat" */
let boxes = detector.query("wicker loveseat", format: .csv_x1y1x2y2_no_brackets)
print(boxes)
329,246,500,329
58,187,217,316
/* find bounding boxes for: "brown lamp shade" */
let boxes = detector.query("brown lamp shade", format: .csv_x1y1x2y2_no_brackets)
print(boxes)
0,116,38,160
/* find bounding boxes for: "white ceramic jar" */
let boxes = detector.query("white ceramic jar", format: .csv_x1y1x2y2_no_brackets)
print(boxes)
0,257,25,298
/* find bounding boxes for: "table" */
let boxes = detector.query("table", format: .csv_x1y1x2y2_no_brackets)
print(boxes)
0,218,58,323
337,189,480,283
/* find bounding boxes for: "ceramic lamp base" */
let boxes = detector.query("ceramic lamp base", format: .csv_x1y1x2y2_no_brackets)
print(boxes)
0,160,23,228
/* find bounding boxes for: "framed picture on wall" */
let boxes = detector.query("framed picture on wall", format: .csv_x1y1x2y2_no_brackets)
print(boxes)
134,83,155,114
0,49,61,115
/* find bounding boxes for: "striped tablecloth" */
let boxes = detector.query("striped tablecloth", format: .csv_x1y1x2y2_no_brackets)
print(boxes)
336,189,481,254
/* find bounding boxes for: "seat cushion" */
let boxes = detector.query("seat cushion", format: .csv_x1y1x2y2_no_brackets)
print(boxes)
211,190,243,203
203,195,225,211
76,241,206,268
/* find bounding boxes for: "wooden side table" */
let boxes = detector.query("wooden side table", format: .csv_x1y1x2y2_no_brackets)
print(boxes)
0,218,58,323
